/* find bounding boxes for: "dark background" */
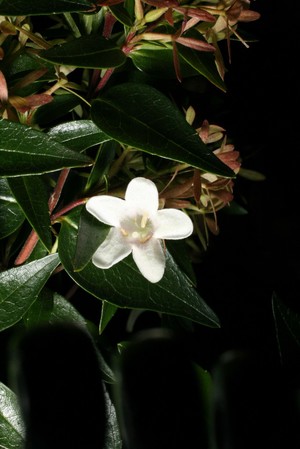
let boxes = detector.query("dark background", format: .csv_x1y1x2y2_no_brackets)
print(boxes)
190,0,300,370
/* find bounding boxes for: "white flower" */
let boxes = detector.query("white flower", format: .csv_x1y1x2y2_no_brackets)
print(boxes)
85,177,193,283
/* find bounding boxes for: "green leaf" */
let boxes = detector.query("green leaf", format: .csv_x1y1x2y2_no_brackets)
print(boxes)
58,208,220,328
39,35,126,69
0,179,25,239
23,287,54,326
0,253,60,331
85,140,117,192
24,289,88,328
4,52,54,79
178,41,226,92
8,176,52,251
100,301,118,334
167,240,197,286
50,292,89,326
103,387,122,449
91,83,234,177
0,119,92,177
47,120,110,152
0,0,92,15
0,382,25,449
179,46,226,92
32,93,81,126
74,207,110,271
130,42,201,79
109,4,134,27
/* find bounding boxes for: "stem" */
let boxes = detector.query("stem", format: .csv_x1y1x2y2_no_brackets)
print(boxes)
48,169,70,213
14,230,39,266
14,169,70,265
51,198,88,222
94,68,115,95
102,11,117,38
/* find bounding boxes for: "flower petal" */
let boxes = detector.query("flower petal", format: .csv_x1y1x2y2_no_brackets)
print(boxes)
132,239,165,283
154,209,193,239
86,195,127,227
125,177,159,216
92,228,132,268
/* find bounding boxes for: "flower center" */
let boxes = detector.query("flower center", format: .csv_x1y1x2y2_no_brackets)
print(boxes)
120,213,153,243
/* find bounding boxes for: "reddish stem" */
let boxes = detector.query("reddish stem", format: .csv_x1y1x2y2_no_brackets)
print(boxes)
48,168,70,213
94,68,115,94
50,198,88,223
14,168,70,265
103,11,117,38
14,230,39,266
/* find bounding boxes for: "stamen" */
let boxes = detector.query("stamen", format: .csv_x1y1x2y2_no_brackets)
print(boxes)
139,234,152,244
120,228,129,236
141,213,148,228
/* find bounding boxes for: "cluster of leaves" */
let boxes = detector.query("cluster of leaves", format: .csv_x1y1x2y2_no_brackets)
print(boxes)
0,1,269,448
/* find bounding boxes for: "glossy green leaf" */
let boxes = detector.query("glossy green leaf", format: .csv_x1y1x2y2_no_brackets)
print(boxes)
32,93,81,126
0,253,60,331
23,287,54,326
167,240,197,286
58,208,220,328
48,120,110,152
8,176,52,251
130,42,202,79
0,119,92,177
24,289,88,328
26,240,48,263
103,387,122,449
50,292,89,326
74,207,110,271
109,4,133,27
178,37,226,92
179,46,226,92
91,83,234,177
0,179,25,239
39,35,126,69
4,52,54,79
85,140,117,192
0,382,25,449
100,301,118,334
0,0,92,15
